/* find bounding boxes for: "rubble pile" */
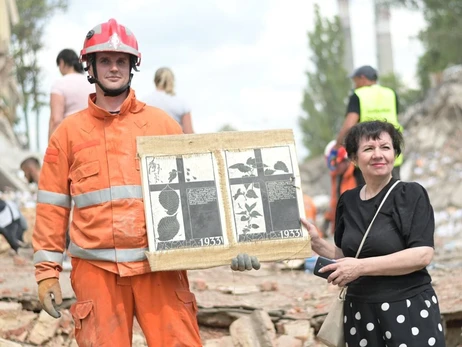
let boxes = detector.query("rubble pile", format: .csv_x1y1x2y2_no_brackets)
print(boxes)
0,304,148,347
400,65,462,242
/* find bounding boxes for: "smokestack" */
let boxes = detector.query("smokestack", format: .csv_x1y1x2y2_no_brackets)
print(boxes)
337,0,354,74
375,0,394,75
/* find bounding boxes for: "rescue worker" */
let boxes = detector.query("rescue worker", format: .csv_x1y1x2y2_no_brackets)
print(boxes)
329,65,403,184
303,194,317,225
323,141,357,237
33,19,258,346
35,19,195,345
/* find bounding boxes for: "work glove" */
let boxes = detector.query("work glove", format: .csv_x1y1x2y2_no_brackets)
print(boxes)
231,253,261,271
327,148,338,171
38,278,62,318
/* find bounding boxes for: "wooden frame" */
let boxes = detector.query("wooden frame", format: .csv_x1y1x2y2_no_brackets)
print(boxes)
137,129,311,271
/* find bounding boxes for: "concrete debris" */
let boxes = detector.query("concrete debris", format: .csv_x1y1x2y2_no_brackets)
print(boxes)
276,335,303,347
229,310,277,347
203,336,234,347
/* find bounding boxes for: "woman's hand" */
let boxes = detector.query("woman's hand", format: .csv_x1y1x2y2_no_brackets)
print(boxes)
321,257,363,287
301,218,320,241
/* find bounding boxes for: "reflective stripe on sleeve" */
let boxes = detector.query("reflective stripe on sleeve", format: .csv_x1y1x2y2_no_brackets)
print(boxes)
33,250,64,265
73,185,143,208
68,241,147,263
37,190,72,209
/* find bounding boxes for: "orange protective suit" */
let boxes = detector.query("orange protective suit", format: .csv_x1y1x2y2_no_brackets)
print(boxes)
33,90,201,346
303,194,317,223
324,162,357,236
303,194,323,238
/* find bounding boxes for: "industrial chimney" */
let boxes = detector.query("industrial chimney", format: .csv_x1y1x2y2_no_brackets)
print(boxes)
337,0,354,74
374,0,394,75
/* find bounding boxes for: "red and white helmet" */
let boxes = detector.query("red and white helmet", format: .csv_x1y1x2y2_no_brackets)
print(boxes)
80,18,141,66
80,19,141,96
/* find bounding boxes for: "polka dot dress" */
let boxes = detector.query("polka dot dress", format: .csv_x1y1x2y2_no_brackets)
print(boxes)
343,289,445,346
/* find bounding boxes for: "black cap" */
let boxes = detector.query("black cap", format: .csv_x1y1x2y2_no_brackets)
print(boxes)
349,65,378,81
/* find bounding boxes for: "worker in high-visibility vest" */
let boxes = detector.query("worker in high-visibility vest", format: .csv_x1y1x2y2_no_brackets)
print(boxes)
329,65,403,184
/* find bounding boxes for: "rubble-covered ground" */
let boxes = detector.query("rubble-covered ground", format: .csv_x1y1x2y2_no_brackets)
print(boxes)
0,226,461,346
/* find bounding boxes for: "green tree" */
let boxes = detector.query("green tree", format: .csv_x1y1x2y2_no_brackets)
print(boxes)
386,0,462,91
298,4,350,159
11,0,69,150
417,0,462,90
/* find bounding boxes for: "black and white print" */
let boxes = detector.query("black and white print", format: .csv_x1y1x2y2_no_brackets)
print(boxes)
225,146,303,242
145,153,225,251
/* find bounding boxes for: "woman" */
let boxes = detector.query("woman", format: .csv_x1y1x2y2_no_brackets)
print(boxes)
48,49,94,139
143,67,194,133
302,120,445,346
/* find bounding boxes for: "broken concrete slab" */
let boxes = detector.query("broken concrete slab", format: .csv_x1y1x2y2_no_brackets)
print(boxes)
230,310,277,347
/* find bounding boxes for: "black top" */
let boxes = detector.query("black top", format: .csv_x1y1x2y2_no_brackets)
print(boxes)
334,178,434,303
346,91,400,115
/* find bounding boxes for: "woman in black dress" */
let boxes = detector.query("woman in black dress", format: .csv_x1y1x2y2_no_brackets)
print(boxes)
302,120,445,347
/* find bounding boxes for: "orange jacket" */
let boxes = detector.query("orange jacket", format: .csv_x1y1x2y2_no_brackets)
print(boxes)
303,194,317,223
324,163,357,235
33,90,182,282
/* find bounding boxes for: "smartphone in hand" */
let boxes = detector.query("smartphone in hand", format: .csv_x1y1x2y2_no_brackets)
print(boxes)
313,256,336,279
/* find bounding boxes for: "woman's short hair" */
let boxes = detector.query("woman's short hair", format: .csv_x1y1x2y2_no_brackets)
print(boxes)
56,49,84,73
344,120,403,159
154,67,175,95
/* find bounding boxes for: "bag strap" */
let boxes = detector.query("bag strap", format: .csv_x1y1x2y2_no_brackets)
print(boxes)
354,180,401,259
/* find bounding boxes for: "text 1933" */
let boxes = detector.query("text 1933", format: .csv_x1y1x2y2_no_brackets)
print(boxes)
199,236,224,246
281,229,302,238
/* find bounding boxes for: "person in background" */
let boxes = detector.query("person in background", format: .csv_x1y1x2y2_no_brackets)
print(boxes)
329,65,403,184
48,48,94,139
303,120,445,346
143,67,194,133
303,194,317,224
20,156,41,184
323,140,357,237
33,19,256,346
0,198,28,257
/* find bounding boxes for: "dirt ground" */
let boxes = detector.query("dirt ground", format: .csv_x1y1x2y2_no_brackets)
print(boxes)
1,232,461,346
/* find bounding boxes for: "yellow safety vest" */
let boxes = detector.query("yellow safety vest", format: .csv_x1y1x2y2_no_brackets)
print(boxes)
355,85,403,166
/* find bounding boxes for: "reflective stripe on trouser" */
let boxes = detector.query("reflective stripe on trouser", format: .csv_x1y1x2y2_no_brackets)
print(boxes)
69,258,201,347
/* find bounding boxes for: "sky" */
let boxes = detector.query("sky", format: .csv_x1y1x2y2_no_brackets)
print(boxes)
17,0,425,160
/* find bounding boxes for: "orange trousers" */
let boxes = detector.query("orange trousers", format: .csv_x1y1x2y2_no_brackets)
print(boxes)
69,258,202,347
